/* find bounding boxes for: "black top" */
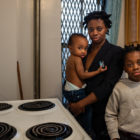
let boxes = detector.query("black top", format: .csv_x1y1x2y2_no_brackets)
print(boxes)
83,40,123,115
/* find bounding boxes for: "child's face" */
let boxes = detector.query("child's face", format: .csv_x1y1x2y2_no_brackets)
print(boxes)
69,37,88,58
124,51,140,82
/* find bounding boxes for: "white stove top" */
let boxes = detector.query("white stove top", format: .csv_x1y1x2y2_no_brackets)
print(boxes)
0,98,91,140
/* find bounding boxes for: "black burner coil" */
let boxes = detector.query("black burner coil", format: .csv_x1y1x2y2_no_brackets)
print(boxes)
18,101,55,111
0,103,12,111
0,122,17,140
26,122,73,140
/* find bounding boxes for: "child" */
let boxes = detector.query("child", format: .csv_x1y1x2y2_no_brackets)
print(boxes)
105,44,140,140
63,33,107,138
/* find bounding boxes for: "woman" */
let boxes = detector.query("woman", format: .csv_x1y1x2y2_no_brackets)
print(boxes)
70,11,123,140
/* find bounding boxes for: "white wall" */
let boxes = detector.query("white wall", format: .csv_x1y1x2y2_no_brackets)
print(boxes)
0,0,34,100
0,0,18,100
0,0,62,101
40,0,62,100
16,0,34,99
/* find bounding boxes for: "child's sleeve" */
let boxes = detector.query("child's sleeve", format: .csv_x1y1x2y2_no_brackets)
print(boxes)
105,87,120,140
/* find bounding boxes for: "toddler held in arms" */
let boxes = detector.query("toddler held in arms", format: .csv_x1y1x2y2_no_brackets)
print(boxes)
63,33,107,138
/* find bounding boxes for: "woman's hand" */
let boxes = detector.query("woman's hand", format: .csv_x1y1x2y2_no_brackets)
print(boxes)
69,101,85,116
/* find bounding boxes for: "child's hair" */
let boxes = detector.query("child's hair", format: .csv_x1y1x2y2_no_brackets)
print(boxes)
68,33,87,46
123,44,140,62
83,11,112,34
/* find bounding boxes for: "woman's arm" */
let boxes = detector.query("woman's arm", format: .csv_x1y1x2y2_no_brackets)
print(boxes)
70,92,97,115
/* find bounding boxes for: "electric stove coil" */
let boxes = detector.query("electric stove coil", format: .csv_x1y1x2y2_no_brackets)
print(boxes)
0,122,17,140
26,122,73,140
18,100,55,111
0,103,12,111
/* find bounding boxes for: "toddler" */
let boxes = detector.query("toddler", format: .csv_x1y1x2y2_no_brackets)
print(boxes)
63,33,107,138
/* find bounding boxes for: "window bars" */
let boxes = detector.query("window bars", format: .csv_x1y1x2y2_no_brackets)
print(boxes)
61,0,105,84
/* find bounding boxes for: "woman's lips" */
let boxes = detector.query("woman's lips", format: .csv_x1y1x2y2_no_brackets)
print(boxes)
93,37,99,40
92,37,100,42
134,72,140,76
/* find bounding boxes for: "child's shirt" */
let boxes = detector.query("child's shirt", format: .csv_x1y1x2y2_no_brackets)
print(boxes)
105,78,140,140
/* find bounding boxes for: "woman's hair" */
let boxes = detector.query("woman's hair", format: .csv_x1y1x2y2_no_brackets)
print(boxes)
83,11,112,34
68,33,87,46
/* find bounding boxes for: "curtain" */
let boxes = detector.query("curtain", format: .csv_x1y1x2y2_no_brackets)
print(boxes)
105,0,122,45
125,0,140,45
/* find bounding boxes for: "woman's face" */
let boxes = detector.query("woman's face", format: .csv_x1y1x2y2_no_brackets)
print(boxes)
87,19,107,44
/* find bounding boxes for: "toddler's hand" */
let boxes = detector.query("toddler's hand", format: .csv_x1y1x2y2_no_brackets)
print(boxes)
98,66,107,73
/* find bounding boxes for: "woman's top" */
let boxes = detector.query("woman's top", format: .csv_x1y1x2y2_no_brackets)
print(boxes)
83,40,123,115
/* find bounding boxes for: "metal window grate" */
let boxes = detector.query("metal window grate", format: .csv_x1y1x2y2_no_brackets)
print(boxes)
61,0,105,84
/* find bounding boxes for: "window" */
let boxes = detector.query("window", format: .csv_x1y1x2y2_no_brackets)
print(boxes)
61,0,105,84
